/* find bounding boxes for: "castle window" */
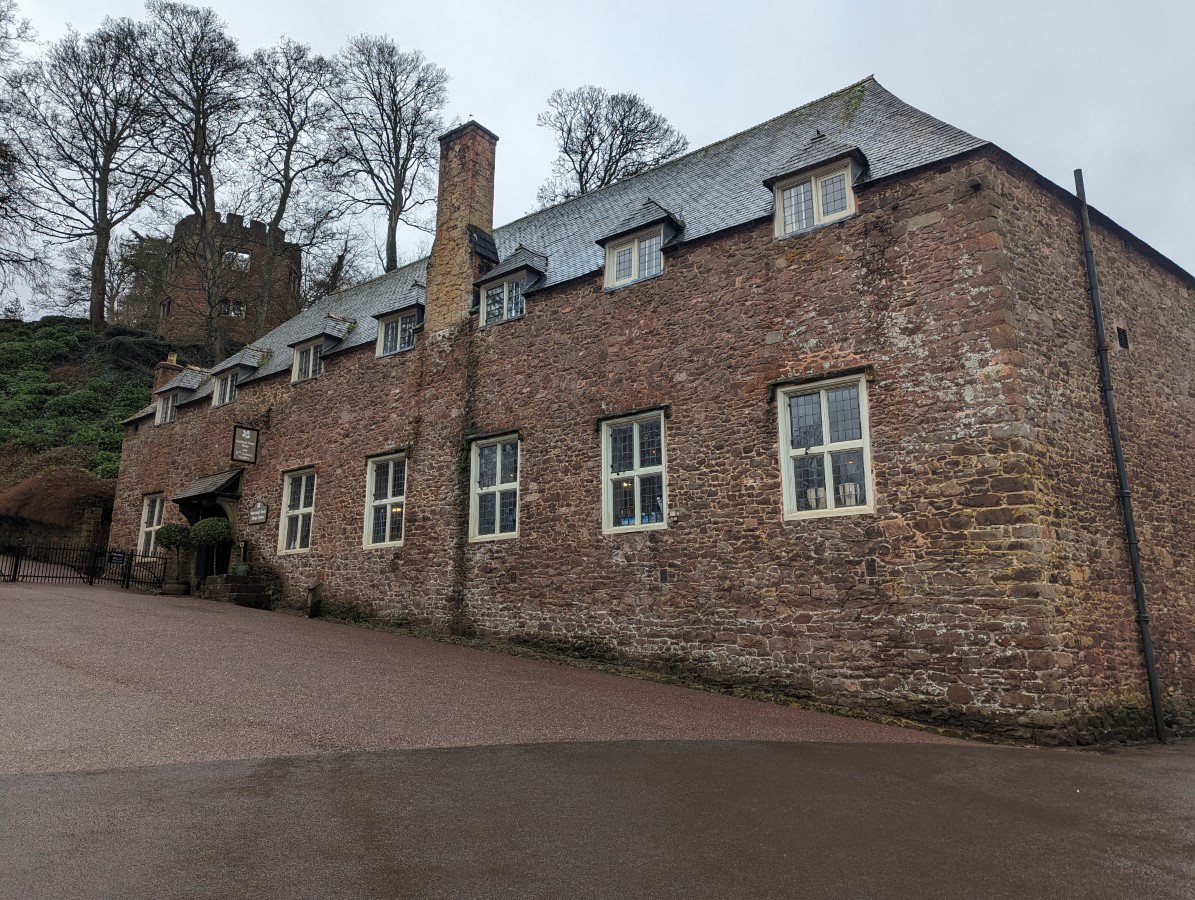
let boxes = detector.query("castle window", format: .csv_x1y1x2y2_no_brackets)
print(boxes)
778,375,873,520
480,277,525,326
224,250,251,271
291,340,323,383
160,299,172,317
218,299,246,318
140,494,165,555
156,391,178,425
212,372,238,407
602,411,667,533
279,469,316,553
377,311,418,356
364,454,407,547
469,435,519,541
605,227,663,289
774,164,854,237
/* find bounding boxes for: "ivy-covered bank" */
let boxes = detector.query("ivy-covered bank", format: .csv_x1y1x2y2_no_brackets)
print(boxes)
0,317,178,539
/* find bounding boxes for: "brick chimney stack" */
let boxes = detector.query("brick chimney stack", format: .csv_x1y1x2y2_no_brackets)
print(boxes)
424,121,498,334
153,352,185,391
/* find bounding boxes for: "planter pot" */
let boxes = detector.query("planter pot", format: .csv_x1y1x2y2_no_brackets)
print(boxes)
162,580,190,596
232,563,250,576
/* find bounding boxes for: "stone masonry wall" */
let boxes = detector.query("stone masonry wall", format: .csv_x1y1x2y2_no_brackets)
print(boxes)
990,152,1195,738
112,152,1192,742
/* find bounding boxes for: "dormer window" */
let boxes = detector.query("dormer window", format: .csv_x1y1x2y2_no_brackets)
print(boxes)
212,372,238,407
377,310,419,356
292,339,323,383
605,227,663,289
481,277,525,327
156,391,178,425
774,164,854,237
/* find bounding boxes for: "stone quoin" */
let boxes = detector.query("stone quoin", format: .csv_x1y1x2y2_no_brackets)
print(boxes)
113,78,1195,743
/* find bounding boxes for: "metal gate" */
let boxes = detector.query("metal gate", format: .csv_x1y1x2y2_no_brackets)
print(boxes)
0,542,166,590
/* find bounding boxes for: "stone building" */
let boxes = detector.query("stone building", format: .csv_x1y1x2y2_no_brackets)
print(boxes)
156,212,302,353
113,78,1194,742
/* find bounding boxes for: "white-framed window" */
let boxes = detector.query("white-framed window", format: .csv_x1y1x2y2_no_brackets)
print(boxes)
219,299,246,317
156,391,178,424
364,454,407,547
774,164,854,237
140,494,165,555
291,339,323,383
481,277,525,326
376,311,419,356
778,375,873,520
224,250,251,271
602,411,667,533
212,372,238,407
279,469,316,553
469,436,519,541
604,227,663,289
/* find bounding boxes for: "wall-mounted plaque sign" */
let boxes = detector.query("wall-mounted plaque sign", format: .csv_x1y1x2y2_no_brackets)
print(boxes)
231,426,259,464
247,501,268,525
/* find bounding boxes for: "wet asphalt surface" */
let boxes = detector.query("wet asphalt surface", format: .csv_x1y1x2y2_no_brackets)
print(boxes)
2,585,1193,898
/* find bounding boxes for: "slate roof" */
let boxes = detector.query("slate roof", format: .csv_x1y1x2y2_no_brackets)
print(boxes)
476,245,549,286
287,313,356,347
210,345,268,375
596,200,684,246
131,76,987,413
172,468,244,501
154,367,208,395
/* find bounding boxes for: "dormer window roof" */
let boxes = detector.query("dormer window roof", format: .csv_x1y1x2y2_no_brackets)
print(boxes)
595,199,683,249
474,245,548,288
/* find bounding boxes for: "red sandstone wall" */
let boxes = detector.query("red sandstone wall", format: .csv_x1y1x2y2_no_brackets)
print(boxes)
113,153,1192,741
991,153,1195,737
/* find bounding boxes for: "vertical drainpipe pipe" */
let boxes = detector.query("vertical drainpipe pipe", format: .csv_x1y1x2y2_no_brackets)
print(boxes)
1073,169,1167,743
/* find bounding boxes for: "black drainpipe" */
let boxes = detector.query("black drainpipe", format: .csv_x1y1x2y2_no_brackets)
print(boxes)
1073,169,1166,743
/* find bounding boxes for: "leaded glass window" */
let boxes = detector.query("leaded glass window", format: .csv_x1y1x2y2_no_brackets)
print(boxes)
471,437,519,540
366,455,406,546
779,378,872,518
606,228,665,287
293,341,323,382
379,312,418,355
481,278,527,326
140,494,165,554
214,372,237,407
281,470,316,551
775,165,854,237
604,411,667,531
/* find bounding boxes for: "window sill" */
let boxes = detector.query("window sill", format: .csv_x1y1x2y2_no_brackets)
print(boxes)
376,347,415,358
604,270,664,293
363,540,403,550
604,521,668,535
480,314,525,330
782,504,874,522
277,547,312,556
775,212,855,242
468,532,518,544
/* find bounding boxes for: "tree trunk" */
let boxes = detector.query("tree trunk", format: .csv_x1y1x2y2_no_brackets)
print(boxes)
89,228,112,333
384,206,399,273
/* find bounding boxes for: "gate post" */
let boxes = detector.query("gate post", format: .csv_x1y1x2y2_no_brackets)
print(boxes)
12,544,24,582
122,550,134,590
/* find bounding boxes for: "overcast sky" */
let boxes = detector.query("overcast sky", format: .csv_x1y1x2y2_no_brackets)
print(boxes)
21,0,1195,274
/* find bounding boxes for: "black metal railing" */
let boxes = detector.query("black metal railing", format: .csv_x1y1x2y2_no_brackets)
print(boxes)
0,542,166,590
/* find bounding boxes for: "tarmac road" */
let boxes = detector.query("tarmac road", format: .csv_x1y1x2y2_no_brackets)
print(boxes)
2,584,1192,898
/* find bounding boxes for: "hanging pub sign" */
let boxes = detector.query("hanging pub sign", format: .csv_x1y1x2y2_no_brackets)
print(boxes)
231,426,259,464
247,501,268,525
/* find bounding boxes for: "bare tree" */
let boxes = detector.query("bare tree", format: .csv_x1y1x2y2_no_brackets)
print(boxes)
144,0,247,358
245,38,340,330
6,18,170,331
536,86,689,208
0,0,35,286
327,35,447,273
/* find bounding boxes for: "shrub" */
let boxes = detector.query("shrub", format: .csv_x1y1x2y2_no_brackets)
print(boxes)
190,516,233,544
154,523,192,551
